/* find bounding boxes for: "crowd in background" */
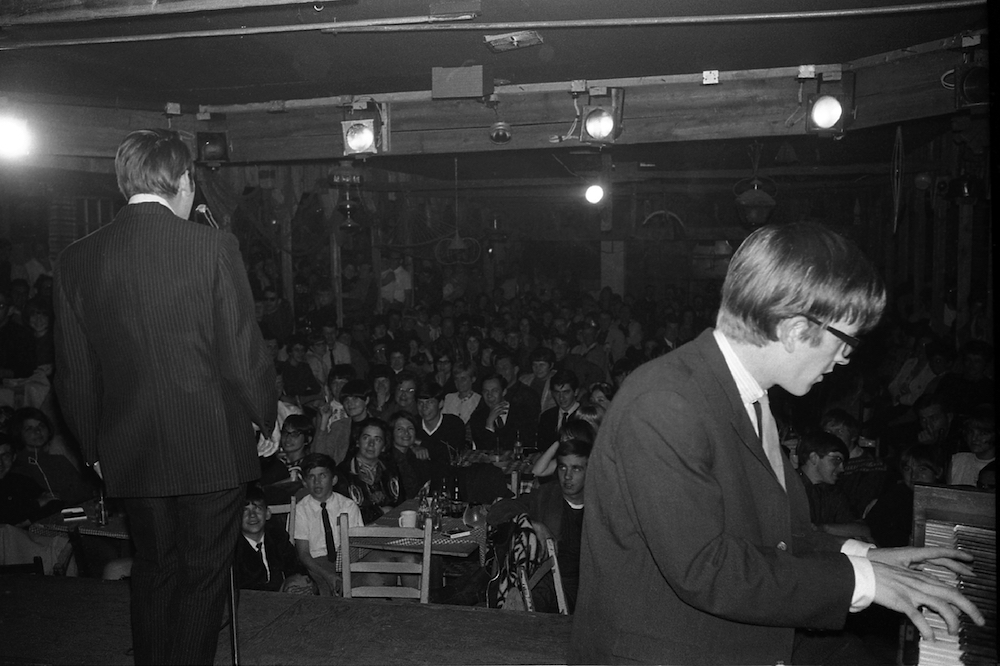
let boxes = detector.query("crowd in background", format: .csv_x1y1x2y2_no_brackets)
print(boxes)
0,236,995,600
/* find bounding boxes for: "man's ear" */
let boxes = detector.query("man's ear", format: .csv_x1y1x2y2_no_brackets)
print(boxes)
776,316,810,353
265,507,272,520
176,170,194,194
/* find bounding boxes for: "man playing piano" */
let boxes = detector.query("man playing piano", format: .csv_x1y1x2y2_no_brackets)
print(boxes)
570,221,985,665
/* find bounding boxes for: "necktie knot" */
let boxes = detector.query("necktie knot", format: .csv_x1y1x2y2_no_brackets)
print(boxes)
320,501,327,509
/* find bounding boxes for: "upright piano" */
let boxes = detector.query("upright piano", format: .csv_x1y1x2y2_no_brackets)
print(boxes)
900,484,996,665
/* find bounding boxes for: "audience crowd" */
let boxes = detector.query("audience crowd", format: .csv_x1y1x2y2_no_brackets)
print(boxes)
1,240,995,613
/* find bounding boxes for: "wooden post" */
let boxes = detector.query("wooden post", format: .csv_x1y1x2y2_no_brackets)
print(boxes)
930,196,948,338
911,188,927,315
955,202,974,339
331,228,343,329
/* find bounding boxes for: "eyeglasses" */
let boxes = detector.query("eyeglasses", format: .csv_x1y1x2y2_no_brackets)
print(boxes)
801,314,860,357
280,429,303,437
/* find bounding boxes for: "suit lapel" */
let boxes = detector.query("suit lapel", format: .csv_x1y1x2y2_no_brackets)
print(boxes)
690,331,782,486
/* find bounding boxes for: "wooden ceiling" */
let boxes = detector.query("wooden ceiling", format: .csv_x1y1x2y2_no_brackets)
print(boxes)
0,0,990,180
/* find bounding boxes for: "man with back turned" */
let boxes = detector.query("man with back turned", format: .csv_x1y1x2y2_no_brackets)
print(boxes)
570,221,984,665
54,129,276,665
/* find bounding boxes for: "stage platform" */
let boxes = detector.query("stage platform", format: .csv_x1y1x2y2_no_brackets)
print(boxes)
0,576,573,665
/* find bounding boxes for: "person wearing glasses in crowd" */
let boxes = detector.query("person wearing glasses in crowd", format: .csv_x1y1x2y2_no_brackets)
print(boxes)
570,222,984,665
259,413,314,504
795,431,871,542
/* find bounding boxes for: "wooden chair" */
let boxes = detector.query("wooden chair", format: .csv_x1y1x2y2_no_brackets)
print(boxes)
268,496,296,543
338,517,432,603
517,537,568,614
0,556,45,576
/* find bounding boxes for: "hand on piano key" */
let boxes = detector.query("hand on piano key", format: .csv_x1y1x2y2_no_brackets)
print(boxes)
868,547,987,643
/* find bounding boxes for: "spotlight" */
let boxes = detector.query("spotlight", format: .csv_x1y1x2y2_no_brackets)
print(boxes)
954,64,989,108
585,184,605,204
341,119,377,156
806,95,844,132
580,88,624,144
196,132,229,165
0,116,30,158
489,121,512,144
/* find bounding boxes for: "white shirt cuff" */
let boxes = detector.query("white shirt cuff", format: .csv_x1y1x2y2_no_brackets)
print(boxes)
842,539,876,612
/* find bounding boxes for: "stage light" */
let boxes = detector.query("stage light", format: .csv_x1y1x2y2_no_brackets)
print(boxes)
585,184,605,204
954,64,989,108
341,119,377,156
809,95,843,129
735,182,776,228
580,88,624,144
196,132,229,165
0,116,30,158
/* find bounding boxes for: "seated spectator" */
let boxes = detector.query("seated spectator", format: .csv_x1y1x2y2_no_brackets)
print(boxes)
336,418,402,524
537,370,580,451
469,373,525,452
493,348,540,448
532,417,598,478
236,484,312,593
1,439,51,526
25,299,54,371
293,453,363,596
381,370,418,418
914,393,961,460
520,346,557,414
260,413,313,504
311,372,351,466
387,411,434,500
586,381,616,411
795,431,870,541
431,350,457,395
571,317,611,383
259,287,295,343
327,364,356,404
947,405,995,486
865,445,945,547
820,409,889,517
279,335,323,406
416,379,467,468
340,379,375,448
610,357,638,391
304,332,332,388
9,408,96,507
442,362,481,425
552,331,603,391
387,343,408,379
369,365,395,420
0,289,35,380
488,438,592,613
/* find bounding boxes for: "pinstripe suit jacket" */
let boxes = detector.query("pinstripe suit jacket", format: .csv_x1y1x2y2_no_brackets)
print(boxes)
54,202,277,497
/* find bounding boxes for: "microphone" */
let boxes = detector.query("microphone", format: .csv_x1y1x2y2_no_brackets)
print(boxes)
195,204,219,229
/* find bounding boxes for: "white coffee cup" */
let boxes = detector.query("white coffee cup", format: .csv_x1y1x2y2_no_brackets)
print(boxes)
398,510,418,528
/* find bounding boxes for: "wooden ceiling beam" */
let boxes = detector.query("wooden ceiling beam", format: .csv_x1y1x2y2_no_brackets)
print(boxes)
1,0,340,26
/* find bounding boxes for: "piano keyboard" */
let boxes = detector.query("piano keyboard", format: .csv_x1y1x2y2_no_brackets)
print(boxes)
918,520,996,666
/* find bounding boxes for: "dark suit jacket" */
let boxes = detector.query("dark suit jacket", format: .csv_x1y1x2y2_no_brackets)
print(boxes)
468,400,525,452
569,330,854,665
235,524,306,591
54,202,277,497
536,404,578,451
503,381,540,448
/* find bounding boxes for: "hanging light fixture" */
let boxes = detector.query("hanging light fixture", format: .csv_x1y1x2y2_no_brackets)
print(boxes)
734,142,776,229
333,173,364,232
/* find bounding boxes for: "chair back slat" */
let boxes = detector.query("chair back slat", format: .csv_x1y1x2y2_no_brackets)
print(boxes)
339,516,432,603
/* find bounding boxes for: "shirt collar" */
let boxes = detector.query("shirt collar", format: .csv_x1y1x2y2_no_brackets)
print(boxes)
128,194,173,212
244,534,264,547
713,329,765,407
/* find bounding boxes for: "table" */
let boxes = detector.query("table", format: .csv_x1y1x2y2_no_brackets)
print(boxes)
29,499,130,541
29,499,131,577
456,449,539,496
365,499,483,558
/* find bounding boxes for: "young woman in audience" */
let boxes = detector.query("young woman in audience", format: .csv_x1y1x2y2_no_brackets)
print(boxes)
336,417,402,524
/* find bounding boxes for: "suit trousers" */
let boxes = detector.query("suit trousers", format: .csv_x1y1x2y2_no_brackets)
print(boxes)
123,487,245,665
